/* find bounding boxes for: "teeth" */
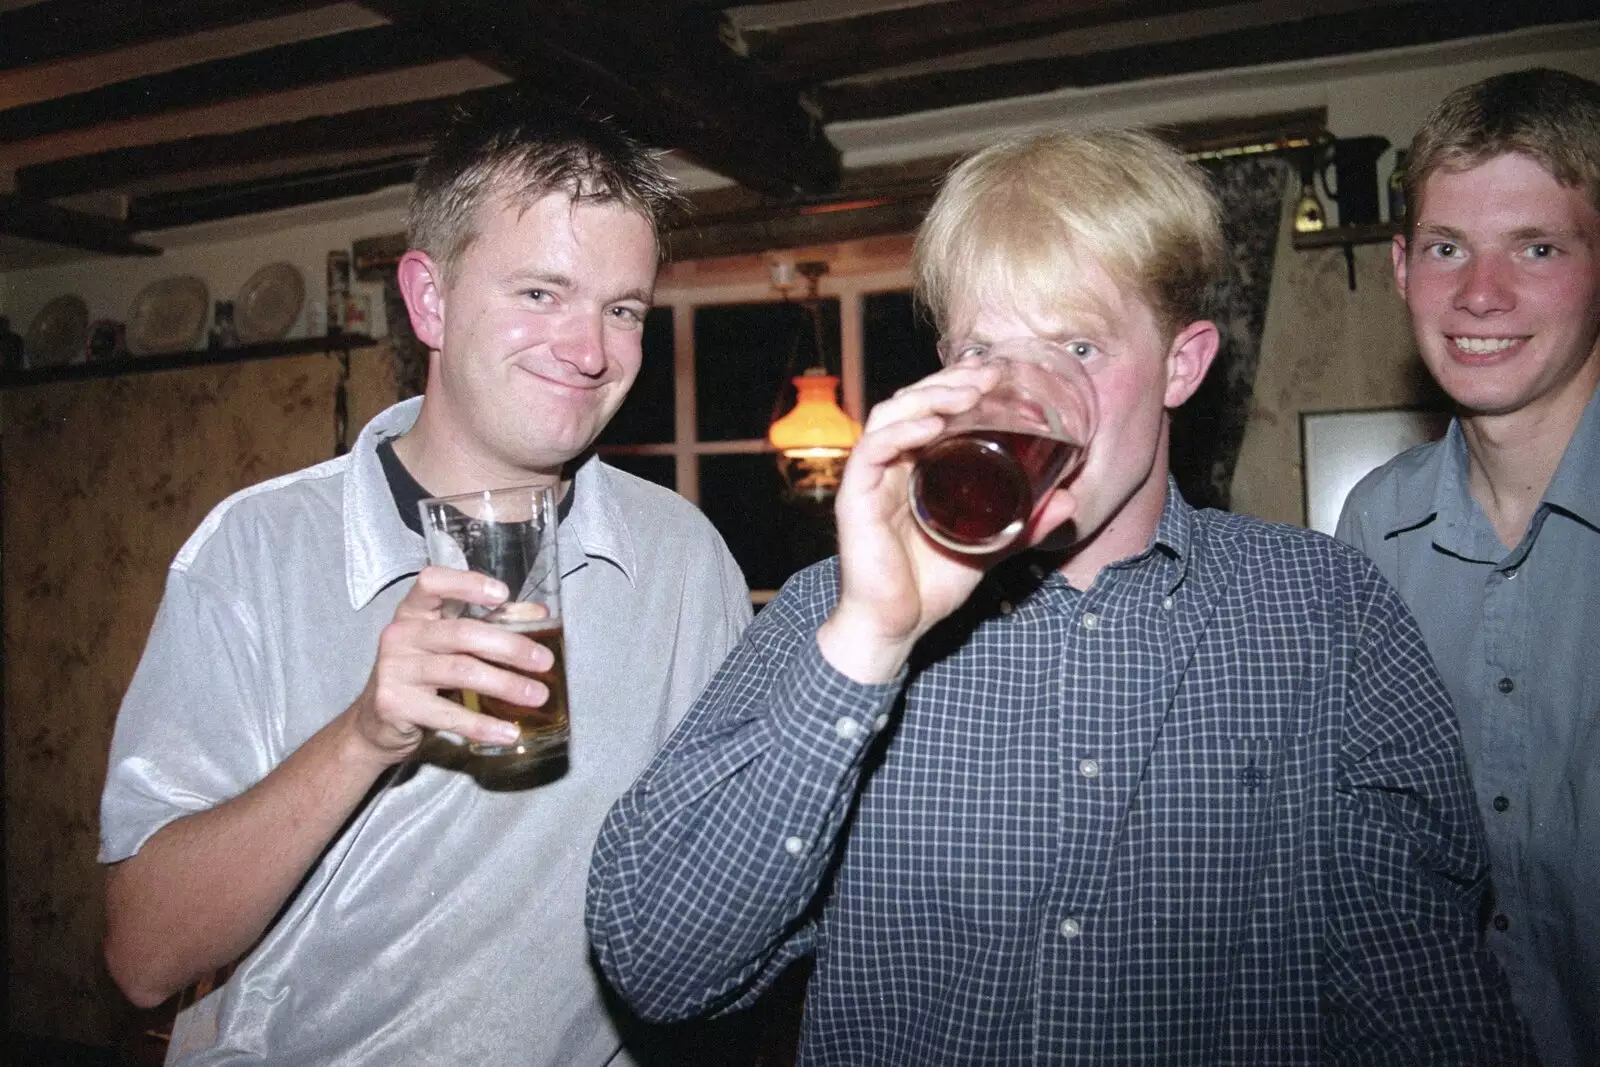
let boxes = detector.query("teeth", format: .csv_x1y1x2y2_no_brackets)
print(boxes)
1452,336,1518,354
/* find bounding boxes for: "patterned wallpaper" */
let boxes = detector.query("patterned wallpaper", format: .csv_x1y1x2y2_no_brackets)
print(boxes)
3,347,396,1046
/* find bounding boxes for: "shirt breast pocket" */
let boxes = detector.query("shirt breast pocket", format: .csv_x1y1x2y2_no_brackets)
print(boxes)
1133,730,1316,909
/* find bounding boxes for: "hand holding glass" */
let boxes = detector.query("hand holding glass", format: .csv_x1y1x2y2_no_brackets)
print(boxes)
908,338,1098,554
420,485,569,758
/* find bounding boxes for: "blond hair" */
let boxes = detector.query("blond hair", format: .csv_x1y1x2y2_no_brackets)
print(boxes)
1405,68,1600,230
408,93,687,282
914,127,1223,341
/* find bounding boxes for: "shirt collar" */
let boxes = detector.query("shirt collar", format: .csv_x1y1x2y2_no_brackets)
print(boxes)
344,398,428,610
1543,381,1600,529
342,399,640,610
1381,383,1600,556
559,456,638,586
1102,475,1191,596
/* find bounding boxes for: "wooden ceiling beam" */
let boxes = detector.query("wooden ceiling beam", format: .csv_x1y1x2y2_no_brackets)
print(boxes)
668,107,1328,261
0,193,161,256
365,0,840,198
0,25,457,143
125,155,422,230
744,0,1246,85
0,0,332,71
15,88,511,200
817,0,1599,121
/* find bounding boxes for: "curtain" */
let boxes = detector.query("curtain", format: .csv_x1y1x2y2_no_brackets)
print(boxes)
1169,154,1291,511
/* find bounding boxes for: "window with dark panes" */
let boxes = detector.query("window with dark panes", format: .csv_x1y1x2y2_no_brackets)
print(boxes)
594,261,931,602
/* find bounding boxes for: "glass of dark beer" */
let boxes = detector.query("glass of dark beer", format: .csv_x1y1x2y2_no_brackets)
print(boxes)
419,485,568,759
908,337,1098,554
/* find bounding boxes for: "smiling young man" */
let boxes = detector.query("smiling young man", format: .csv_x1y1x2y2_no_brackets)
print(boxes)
1337,68,1600,1066
98,98,750,1065
588,127,1533,1064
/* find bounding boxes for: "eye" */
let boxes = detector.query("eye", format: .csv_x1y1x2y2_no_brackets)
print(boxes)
524,288,553,303
941,341,988,362
606,304,646,327
1425,241,1460,260
1064,341,1099,360
1525,243,1558,259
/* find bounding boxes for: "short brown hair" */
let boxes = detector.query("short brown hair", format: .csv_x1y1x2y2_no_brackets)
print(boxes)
408,93,687,281
914,127,1223,342
1405,67,1600,231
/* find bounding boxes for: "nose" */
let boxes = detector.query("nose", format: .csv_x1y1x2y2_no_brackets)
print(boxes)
1455,252,1516,317
552,313,608,377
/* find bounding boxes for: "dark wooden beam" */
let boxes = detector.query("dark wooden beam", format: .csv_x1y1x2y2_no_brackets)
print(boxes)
16,89,512,200
744,0,1247,85
666,197,935,262
819,0,1598,121
665,107,1329,260
0,0,331,70
126,156,421,230
368,0,840,198
0,26,457,143
0,194,161,256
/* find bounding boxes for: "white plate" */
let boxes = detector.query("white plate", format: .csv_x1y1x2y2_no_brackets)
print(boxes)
127,275,209,356
24,294,89,368
236,262,305,344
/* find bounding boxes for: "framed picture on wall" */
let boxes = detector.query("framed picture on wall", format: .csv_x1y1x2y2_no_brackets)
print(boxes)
1300,408,1452,535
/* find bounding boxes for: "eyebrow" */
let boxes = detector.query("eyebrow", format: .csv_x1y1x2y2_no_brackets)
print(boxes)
1414,222,1584,241
505,270,652,304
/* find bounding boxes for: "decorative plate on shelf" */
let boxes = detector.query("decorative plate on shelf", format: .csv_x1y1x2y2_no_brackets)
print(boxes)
127,275,209,355
236,261,305,344
23,294,90,368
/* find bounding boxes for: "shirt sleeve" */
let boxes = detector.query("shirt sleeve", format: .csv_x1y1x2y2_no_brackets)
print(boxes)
586,561,903,1023
1319,565,1537,1064
99,566,278,864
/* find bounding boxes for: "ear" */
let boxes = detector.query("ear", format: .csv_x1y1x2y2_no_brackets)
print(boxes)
1162,319,1220,409
396,250,446,351
1391,234,1409,299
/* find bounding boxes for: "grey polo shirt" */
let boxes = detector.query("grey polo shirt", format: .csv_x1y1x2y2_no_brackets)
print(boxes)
1337,385,1600,1067
100,397,751,1066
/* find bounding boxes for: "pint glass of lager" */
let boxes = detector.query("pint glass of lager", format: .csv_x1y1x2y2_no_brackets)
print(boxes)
420,485,567,759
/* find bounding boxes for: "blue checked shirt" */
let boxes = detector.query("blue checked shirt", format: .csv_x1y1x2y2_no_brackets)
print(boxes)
588,488,1534,1065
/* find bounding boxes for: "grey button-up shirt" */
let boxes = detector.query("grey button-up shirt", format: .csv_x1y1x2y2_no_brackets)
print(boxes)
1338,386,1600,1067
101,398,751,1065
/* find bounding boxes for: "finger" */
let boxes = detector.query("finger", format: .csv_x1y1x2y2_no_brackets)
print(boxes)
841,416,947,494
421,652,551,710
863,383,984,435
399,618,556,674
405,692,524,747
397,566,509,619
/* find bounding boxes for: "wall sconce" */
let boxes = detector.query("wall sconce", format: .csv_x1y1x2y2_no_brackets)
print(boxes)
767,260,862,502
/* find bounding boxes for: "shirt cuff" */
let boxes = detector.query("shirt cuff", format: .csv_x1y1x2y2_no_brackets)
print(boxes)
765,635,907,765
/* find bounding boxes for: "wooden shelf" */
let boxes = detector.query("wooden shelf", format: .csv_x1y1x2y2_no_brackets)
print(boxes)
1,333,378,389
1292,222,1400,250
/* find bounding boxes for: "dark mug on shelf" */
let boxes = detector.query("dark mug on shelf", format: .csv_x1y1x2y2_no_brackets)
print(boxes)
1319,135,1390,228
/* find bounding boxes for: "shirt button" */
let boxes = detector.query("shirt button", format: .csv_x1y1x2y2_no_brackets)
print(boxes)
1492,913,1510,933
783,836,805,856
1059,917,1083,940
1492,795,1510,812
1160,595,1175,612
1078,758,1101,779
1504,567,1518,580
872,713,890,733
1497,677,1515,694
999,601,1014,615
1081,612,1100,630
834,717,860,741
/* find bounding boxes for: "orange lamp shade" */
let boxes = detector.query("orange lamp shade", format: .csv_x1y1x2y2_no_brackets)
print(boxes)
768,372,862,457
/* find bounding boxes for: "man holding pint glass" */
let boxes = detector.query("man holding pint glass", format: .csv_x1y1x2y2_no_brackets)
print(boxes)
588,128,1534,1062
99,96,749,1064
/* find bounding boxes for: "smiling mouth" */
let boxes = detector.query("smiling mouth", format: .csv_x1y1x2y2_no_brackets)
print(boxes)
1449,336,1524,356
